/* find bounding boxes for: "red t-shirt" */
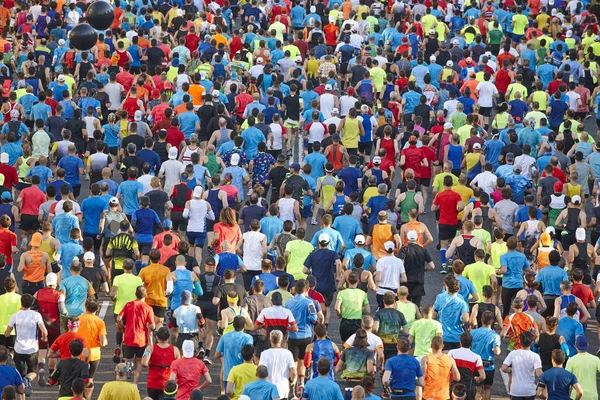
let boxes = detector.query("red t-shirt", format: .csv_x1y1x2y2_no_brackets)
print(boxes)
184,34,200,53
420,146,437,179
0,164,18,188
572,283,594,316
171,358,208,400
401,145,424,178
116,71,135,92
119,300,154,348
18,186,46,215
433,189,462,225
166,128,185,149
50,332,87,360
0,228,16,266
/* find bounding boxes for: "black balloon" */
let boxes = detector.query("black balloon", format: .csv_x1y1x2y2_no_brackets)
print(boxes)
86,1,114,31
69,24,98,51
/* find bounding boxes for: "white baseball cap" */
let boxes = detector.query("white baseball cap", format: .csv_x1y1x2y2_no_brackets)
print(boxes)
58,39,65,46
355,234,366,245
193,186,203,198
168,147,178,160
545,226,556,235
444,122,453,130
182,340,195,358
256,57,264,64
473,143,481,150
566,30,573,38
430,55,436,62
109,197,119,205
318,233,330,243
0,153,9,163
84,251,95,261
58,74,65,82
134,110,143,122
212,90,220,97
325,84,332,91
576,227,586,241
384,241,395,251
46,272,58,286
446,60,453,67
231,153,240,166
373,156,382,164
571,195,582,204
295,56,303,63
407,230,418,241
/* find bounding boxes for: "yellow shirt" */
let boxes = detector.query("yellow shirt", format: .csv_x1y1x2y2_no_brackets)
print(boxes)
536,14,550,30
0,292,20,335
463,261,496,301
370,67,386,92
506,83,528,101
512,14,528,35
422,14,437,33
138,263,170,308
98,381,141,400
457,124,473,145
453,184,473,220
282,44,300,60
227,363,258,400
432,172,458,193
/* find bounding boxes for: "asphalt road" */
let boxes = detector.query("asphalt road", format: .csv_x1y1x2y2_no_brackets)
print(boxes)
27,117,600,399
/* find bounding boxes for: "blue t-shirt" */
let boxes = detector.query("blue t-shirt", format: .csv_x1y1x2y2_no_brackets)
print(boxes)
470,327,501,370
136,149,161,175
26,165,53,193
286,294,318,340
251,272,278,294
132,207,160,243
384,354,423,395
332,215,362,252
56,241,83,277
303,152,327,180
57,155,83,186
343,248,376,270
49,179,73,201
1,143,22,167
303,376,344,400
178,112,200,139
484,139,504,170
366,195,389,228
337,166,362,196
81,196,108,234
241,127,266,160
260,216,283,245
535,265,568,296
117,180,143,215
216,330,253,383
434,293,469,343
548,100,569,127
539,367,578,400
500,251,530,289
0,364,23,393
310,227,344,253
59,275,90,317
556,317,584,357
456,275,477,303
242,379,280,400
304,248,339,296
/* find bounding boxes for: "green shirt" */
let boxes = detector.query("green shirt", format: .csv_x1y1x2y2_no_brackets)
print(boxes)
267,289,294,305
337,288,368,320
113,273,143,314
0,292,20,335
488,29,503,45
285,240,314,280
409,318,443,357
432,172,459,193
463,261,496,302
472,228,492,253
565,352,600,400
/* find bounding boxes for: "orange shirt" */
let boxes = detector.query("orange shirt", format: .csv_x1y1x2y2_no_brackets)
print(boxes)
423,353,453,400
0,7,10,29
342,1,352,19
138,263,170,308
50,332,88,360
23,250,45,283
153,230,181,250
503,312,537,350
138,36,150,49
112,7,124,30
174,103,187,115
211,34,228,49
77,313,107,362
214,223,242,254
189,84,206,106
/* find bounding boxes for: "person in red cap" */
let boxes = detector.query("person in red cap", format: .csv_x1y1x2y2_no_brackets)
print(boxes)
400,134,428,184
542,180,568,232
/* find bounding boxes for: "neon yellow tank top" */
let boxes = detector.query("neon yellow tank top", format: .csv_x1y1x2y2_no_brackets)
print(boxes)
396,301,417,328
307,59,319,79
39,236,56,263
342,117,360,149
490,242,508,274
532,91,548,110
567,183,581,198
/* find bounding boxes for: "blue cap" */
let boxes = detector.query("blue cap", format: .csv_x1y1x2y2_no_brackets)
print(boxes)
575,335,588,351
1,192,10,201
290,163,301,170
163,219,173,229
172,58,179,67
231,71,238,80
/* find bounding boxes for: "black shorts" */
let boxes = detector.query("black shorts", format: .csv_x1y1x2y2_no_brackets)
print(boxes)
197,301,218,321
347,148,358,156
477,368,495,386
0,335,15,349
479,106,492,117
250,334,269,357
340,62,349,74
420,178,431,187
122,345,145,359
108,146,118,156
358,141,373,155
40,326,60,349
20,214,40,231
139,242,152,255
288,337,312,360
443,341,460,351
439,224,458,241
152,305,167,318
14,352,38,376
323,292,335,306
171,211,188,231
88,360,100,378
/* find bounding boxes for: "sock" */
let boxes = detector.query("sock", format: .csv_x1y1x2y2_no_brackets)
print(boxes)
440,249,447,265
198,341,204,349
205,349,210,357
116,331,123,347
49,368,54,376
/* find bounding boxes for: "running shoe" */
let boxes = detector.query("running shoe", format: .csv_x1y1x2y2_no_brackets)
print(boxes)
112,347,121,364
23,376,31,397
197,346,205,359
440,263,447,274
125,359,134,380
37,365,47,387
203,356,213,366
310,218,318,225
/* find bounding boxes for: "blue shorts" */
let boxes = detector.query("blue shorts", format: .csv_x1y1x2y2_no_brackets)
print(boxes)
512,33,523,42
187,231,206,247
301,204,312,219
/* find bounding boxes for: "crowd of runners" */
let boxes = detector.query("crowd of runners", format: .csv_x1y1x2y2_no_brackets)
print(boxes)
0,0,600,399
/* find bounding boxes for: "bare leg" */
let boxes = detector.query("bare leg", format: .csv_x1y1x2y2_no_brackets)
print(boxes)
133,357,143,385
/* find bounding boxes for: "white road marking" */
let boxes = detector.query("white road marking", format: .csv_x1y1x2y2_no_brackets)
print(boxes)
98,301,109,320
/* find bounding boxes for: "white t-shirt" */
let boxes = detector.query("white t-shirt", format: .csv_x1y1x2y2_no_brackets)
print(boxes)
375,255,405,295
319,93,336,120
344,331,383,353
269,123,284,151
51,200,82,217
502,349,542,397
137,174,153,194
159,160,185,193
476,81,499,108
471,171,497,194
259,348,295,399
565,90,581,111
9,310,44,355
242,231,267,271
444,99,459,120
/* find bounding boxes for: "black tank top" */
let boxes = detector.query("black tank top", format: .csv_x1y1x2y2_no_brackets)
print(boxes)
457,235,476,265
153,141,168,163
352,267,368,293
476,302,497,328
538,333,561,371
573,241,591,283
481,206,493,236
198,272,221,302
565,207,581,233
